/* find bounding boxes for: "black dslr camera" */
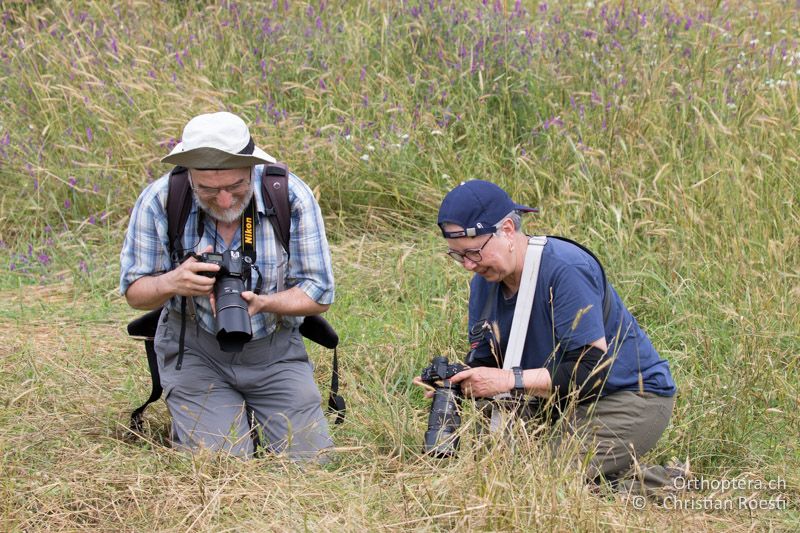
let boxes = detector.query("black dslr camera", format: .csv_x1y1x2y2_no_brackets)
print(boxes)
197,249,255,353
419,356,468,458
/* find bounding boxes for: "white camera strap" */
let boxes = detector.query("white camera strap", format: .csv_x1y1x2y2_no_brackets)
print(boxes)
490,235,547,431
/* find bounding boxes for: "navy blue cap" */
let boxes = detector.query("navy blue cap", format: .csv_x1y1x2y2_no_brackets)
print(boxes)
437,180,538,238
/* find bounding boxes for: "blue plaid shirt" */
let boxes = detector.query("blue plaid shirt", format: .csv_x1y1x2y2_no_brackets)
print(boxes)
120,165,335,339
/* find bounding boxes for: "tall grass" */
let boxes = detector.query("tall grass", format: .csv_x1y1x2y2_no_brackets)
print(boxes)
1,0,798,530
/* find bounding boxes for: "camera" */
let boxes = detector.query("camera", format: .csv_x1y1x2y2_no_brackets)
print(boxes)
419,356,468,457
197,249,254,352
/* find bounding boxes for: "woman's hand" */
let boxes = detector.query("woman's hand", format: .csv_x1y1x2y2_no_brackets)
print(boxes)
448,367,514,398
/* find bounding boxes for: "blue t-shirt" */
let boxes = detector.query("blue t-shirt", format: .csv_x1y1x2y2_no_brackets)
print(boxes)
467,237,676,397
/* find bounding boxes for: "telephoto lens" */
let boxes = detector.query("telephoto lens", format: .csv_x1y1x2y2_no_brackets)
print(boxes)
420,356,467,457
423,382,462,457
214,275,252,352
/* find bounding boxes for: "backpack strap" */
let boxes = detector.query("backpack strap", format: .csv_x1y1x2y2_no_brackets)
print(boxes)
260,162,291,257
166,167,204,262
300,314,346,424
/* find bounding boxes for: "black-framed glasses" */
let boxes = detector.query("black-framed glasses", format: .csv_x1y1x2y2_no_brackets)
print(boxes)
447,234,494,263
190,175,252,197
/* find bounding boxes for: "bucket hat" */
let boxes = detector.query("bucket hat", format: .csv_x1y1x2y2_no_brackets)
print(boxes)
161,112,276,169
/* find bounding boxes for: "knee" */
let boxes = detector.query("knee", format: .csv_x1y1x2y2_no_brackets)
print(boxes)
171,417,254,458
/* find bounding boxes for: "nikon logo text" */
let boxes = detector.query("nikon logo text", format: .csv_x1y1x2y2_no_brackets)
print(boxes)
244,217,253,245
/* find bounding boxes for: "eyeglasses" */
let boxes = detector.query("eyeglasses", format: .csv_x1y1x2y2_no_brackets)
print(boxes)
447,234,493,263
190,175,251,197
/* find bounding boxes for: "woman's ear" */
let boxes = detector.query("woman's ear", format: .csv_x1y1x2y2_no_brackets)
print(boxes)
501,217,516,237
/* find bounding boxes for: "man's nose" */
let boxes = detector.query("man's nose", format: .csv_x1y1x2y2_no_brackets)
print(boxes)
216,190,234,208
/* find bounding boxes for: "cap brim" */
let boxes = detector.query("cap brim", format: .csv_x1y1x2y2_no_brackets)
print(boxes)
161,144,276,169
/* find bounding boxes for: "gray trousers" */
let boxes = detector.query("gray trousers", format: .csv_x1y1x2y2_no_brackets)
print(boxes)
553,391,676,492
154,308,332,461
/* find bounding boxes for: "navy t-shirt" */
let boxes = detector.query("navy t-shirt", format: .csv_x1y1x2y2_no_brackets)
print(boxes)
467,237,676,397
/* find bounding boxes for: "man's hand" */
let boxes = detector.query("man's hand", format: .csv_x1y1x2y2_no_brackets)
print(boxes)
124,245,220,310
240,291,266,316
167,245,220,298
448,367,514,398
239,286,330,318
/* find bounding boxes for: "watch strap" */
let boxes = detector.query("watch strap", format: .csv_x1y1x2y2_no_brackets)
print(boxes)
512,367,524,395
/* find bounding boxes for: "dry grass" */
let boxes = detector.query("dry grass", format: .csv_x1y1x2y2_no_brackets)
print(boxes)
1,239,797,531
2,0,799,530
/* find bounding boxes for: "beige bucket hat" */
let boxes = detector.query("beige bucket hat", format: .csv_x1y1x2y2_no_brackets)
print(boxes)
161,111,276,169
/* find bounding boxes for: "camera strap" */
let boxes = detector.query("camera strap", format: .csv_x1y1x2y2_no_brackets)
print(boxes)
240,196,263,294
490,236,547,431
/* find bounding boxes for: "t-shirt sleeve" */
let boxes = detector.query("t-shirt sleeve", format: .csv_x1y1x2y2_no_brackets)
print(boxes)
550,262,606,353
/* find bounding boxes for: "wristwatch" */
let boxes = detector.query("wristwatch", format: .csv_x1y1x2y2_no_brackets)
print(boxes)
511,367,525,397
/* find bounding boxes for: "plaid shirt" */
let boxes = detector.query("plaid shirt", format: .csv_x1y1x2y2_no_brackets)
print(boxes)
120,165,335,339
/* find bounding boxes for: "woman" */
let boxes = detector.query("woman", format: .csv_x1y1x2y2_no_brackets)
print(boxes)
426,179,678,492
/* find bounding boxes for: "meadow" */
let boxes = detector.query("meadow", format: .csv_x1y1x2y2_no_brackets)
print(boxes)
1,0,798,530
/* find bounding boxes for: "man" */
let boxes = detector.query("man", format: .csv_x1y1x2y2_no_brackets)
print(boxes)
432,179,678,491
120,111,335,460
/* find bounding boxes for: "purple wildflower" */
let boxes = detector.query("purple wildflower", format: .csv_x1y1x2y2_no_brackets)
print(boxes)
543,116,563,130
64,199,71,209
86,127,93,142
79,260,88,273
38,253,50,266
68,177,77,187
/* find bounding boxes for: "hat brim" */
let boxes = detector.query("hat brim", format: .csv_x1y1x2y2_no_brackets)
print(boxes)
161,145,276,169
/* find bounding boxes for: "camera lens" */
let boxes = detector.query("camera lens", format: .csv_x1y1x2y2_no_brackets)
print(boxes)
424,384,462,458
214,276,252,352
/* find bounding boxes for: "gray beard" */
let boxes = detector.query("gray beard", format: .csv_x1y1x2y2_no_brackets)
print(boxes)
194,185,255,224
